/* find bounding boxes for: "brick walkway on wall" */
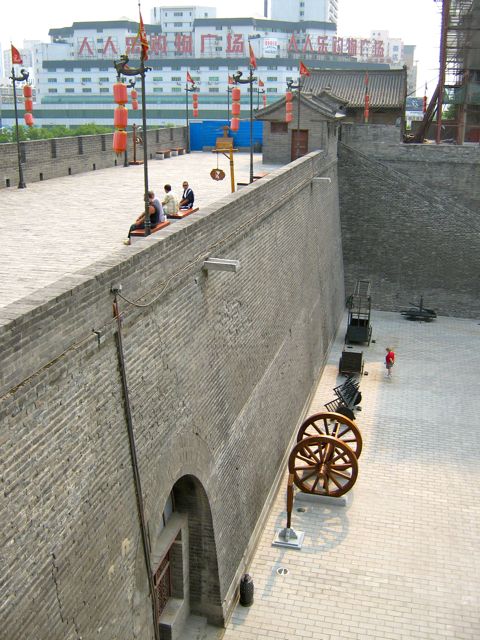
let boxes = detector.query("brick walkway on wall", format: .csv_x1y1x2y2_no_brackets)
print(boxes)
221,310,480,640
0,152,278,310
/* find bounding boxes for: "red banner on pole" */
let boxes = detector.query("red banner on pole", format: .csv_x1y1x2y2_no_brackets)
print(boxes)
11,45,23,65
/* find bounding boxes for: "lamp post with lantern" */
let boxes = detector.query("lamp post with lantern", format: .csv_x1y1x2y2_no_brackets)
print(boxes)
185,74,199,153
10,66,30,189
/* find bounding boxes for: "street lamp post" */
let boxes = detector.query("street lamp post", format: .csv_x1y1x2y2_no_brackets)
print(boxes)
10,67,29,189
232,69,256,184
287,78,302,160
256,87,265,111
114,54,151,235
185,79,198,153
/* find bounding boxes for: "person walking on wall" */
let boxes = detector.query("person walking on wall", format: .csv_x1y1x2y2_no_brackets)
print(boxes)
385,347,395,377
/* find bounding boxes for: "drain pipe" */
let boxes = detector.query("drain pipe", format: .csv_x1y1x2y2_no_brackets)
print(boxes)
112,286,160,640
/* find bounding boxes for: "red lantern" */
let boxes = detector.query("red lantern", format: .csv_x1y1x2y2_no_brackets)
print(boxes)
192,93,199,101
230,117,240,131
131,99,139,111
24,113,34,127
114,105,128,129
113,82,128,105
263,95,267,107
285,113,293,123
24,98,33,112
286,102,293,113
285,91,293,102
23,85,32,98
131,89,138,100
231,102,241,116
231,87,241,101
113,130,128,154
193,109,199,118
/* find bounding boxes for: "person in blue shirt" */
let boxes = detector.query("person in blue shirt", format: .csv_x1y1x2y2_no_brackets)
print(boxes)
179,181,194,210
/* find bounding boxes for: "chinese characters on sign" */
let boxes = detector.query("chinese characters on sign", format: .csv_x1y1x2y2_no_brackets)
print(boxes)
76,33,387,60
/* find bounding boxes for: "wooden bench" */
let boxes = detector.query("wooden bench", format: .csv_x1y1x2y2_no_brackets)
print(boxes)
171,147,186,156
130,220,170,238
155,149,171,159
167,207,199,220
324,376,362,420
253,172,268,180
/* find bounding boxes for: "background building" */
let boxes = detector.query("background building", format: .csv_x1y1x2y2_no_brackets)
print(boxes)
270,0,338,24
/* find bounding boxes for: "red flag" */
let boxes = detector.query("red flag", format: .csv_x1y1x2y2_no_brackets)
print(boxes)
11,44,23,65
228,75,234,85
258,79,264,87
137,11,149,61
249,44,257,70
187,71,194,84
299,61,310,76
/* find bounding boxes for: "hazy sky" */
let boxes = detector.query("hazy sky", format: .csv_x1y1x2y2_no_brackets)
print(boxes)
2,0,441,95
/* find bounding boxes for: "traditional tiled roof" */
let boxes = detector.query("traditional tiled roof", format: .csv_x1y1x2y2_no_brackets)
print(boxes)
255,90,347,120
302,69,406,108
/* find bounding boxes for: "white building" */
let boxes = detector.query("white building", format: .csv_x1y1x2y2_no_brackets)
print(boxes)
1,12,416,128
271,0,338,24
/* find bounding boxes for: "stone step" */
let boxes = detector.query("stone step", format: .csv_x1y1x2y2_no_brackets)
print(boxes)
180,615,224,640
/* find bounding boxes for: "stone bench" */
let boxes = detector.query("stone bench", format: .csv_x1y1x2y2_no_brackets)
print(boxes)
130,220,170,240
171,147,186,156
167,207,199,220
156,149,171,160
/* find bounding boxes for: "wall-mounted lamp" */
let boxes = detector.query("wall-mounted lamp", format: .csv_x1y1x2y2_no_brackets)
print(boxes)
203,258,240,273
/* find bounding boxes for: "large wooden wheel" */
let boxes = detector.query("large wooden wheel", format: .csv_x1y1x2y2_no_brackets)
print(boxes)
297,411,362,459
288,435,358,497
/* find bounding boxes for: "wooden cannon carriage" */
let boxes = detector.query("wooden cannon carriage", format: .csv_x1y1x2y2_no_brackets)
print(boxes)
345,280,372,345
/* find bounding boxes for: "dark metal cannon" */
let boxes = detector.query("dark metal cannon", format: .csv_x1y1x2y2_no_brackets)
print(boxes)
401,296,437,321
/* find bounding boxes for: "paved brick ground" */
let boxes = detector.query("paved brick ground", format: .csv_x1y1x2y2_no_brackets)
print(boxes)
222,311,480,640
0,152,278,309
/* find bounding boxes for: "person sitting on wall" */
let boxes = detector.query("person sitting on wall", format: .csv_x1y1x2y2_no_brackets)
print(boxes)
123,190,165,245
162,184,180,217
179,181,195,210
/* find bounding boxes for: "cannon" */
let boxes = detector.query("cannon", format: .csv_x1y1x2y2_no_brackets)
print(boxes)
401,296,437,321
289,411,362,498
274,412,363,547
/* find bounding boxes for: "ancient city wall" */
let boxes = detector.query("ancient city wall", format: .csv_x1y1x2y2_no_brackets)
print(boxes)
340,124,480,212
0,126,187,188
0,151,344,639
338,142,480,317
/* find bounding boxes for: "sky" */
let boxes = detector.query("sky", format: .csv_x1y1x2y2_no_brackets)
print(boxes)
1,0,442,95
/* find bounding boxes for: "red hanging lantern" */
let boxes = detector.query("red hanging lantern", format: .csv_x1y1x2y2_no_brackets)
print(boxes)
285,113,293,123
231,87,241,102
23,85,32,98
193,109,199,118
230,117,240,131
131,89,138,100
24,113,34,127
192,93,199,101
24,98,33,112
113,130,128,154
285,91,293,103
114,105,128,129
231,102,241,116
263,95,267,108
131,99,139,111
286,102,293,113
113,82,128,105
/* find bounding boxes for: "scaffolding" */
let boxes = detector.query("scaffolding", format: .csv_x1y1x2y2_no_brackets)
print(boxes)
409,0,480,144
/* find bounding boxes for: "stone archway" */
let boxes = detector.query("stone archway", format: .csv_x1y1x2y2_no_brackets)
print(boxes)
171,475,223,626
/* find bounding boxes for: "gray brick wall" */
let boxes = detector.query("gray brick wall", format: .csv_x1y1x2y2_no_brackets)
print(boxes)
338,143,480,317
0,151,344,639
0,126,187,188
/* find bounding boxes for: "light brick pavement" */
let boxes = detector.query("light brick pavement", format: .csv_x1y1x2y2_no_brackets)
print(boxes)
222,311,480,640
0,152,278,309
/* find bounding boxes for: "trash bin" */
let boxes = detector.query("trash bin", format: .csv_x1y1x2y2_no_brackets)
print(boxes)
239,573,254,607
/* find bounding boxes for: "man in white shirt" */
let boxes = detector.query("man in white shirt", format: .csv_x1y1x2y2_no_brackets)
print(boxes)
162,184,179,217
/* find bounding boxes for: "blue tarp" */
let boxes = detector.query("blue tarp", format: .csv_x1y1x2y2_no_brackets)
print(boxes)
190,120,263,150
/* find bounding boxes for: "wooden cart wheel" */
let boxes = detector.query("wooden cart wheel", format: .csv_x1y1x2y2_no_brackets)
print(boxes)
297,411,362,458
288,435,358,497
